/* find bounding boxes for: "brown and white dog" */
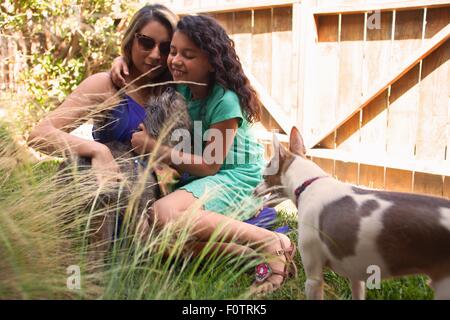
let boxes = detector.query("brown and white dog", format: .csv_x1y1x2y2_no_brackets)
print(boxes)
254,127,450,300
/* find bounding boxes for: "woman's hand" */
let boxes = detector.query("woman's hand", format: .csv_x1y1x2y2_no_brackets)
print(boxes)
110,56,129,88
131,124,156,155
91,144,122,185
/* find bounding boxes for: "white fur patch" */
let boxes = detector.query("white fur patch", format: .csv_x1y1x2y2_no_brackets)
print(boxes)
296,179,353,277
282,157,328,202
439,208,450,233
433,276,450,299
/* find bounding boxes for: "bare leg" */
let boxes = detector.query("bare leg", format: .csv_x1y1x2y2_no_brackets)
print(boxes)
151,190,295,293
185,241,257,259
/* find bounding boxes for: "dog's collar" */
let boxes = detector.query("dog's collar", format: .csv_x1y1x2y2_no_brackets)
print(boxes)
294,176,328,204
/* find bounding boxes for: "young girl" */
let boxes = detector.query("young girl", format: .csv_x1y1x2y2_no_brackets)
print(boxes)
126,15,297,294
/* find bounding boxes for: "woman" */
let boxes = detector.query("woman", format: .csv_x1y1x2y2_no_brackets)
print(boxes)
28,4,178,185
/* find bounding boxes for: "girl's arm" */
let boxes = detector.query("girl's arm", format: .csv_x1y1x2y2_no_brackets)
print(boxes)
132,118,239,177
110,56,129,88
28,72,119,170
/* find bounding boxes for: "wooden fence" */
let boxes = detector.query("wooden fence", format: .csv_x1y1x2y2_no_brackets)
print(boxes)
161,0,450,197
1,0,449,197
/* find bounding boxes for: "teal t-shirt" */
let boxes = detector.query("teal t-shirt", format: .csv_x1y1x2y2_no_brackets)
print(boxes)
175,83,265,218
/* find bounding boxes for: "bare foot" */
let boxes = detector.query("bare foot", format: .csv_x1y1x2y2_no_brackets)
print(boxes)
250,233,296,295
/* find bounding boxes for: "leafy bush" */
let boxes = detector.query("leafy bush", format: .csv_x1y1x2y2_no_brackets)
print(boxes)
1,0,134,134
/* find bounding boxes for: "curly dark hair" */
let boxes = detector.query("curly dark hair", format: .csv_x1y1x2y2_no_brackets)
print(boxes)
176,15,262,123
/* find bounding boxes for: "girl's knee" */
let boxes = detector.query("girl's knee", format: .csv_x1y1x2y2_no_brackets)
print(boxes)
150,190,199,225
151,197,181,225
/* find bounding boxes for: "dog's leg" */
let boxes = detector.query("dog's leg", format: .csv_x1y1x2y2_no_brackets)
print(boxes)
305,278,324,300
351,280,366,300
301,248,325,300
432,277,450,300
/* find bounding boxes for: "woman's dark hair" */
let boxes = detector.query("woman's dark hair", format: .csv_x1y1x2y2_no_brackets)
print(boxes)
176,15,262,123
121,4,178,88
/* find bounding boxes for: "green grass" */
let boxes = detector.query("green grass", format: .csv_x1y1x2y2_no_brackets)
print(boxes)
0,120,434,300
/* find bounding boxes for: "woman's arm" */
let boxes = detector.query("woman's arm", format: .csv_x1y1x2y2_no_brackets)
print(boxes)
28,72,117,160
131,118,239,177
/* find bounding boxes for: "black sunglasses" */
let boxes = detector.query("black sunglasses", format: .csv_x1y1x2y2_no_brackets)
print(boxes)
135,33,171,55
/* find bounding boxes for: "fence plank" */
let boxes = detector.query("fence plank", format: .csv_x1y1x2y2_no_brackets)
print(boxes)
312,15,339,144
335,160,358,184
271,7,293,119
214,12,234,34
252,9,272,94
386,10,423,159
416,40,449,161
387,64,420,158
385,168,412,192
359,11,392,156
360,91,389,155
362,11,393,96
359,164,385,189
336,113,360,150
425,7,450,39
233,11,253,68
391,10,424,70
413,172,444,196
336,13,364,152
444,176,450,199
253,9,273,129
311,157,335,176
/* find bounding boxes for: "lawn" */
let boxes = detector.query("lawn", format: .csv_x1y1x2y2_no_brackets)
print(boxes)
0,120,433,300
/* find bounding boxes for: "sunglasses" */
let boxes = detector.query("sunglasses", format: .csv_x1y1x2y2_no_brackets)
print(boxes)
135,33,171,55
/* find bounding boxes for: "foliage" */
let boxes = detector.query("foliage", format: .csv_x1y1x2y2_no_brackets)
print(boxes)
0,119,434,299
0,119,258,300
1,0,136,135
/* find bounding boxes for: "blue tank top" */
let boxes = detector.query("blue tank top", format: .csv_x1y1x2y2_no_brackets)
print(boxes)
92,95,146,144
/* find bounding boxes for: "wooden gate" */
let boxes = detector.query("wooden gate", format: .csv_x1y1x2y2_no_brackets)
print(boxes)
161,0,450,197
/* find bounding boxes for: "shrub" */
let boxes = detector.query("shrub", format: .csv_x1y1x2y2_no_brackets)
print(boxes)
1,0,134,135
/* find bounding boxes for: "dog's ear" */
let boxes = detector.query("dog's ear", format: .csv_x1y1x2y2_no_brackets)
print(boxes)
289,126,306,157
273,133,288,160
